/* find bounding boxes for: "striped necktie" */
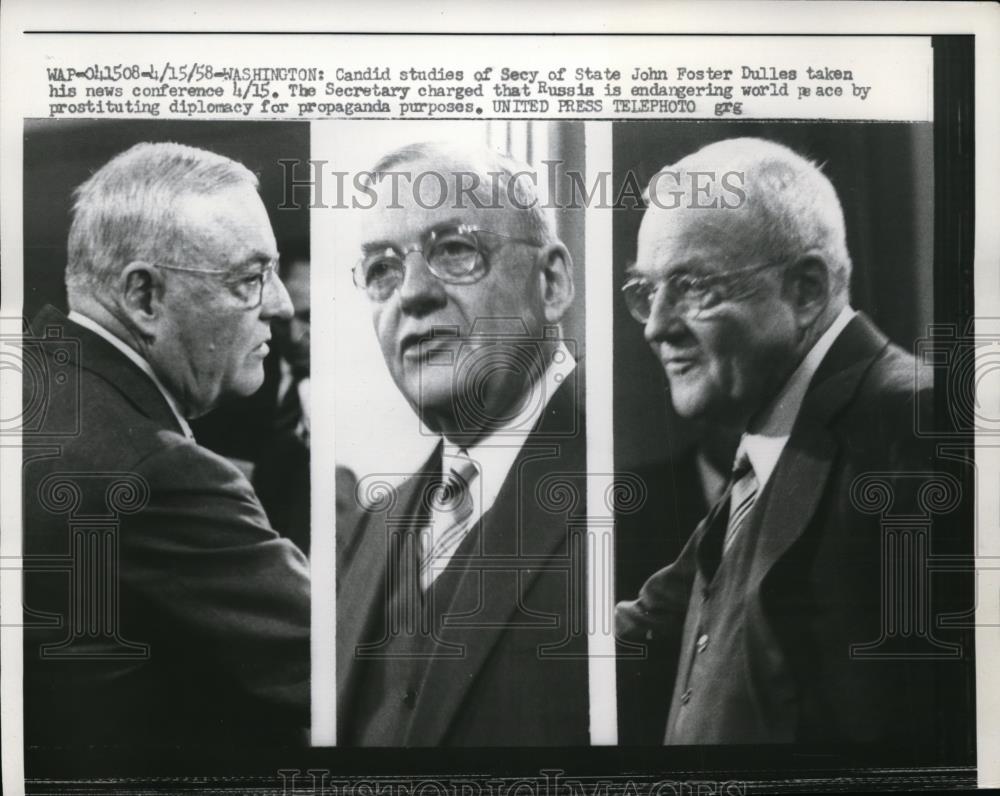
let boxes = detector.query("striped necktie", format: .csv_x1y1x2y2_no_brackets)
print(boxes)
723,445,758,554
419,452,480,591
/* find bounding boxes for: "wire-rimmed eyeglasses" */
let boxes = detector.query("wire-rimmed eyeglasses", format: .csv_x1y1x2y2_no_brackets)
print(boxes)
155,261,278,309
622,259,788,324
353,224,540,303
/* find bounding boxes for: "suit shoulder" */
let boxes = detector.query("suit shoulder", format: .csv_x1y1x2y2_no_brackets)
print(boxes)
337,469,422,566
839,341,935,467
136,430,258,498
858,341,932,410
34,364,182,471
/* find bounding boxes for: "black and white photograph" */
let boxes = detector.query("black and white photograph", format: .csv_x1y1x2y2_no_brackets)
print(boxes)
19,120,313,760
326,120,591,746
0,4,995,795
611,121,976,763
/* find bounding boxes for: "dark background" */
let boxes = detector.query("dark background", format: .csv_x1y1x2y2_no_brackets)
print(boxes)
611,82,975,755
21,35,976,788
612,121,935,472
610,120,941,746
22,119,310,458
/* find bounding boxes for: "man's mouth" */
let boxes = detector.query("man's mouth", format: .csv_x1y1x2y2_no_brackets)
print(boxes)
400,331,458,361
662,355,699,376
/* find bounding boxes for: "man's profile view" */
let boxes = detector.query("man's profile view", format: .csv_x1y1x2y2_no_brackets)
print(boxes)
23,142,311,748
616,137,971,751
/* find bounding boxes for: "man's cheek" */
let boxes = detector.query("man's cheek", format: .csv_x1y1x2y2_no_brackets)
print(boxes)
374,317,395,356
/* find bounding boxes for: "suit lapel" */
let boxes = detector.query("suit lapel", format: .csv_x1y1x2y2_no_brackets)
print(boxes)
406,377,585,744
336,448,441,709
31,305,183,435
746,421,837,590
748,313,890,588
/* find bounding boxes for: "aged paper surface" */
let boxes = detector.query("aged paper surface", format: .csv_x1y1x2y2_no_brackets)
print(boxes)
1,1,997,794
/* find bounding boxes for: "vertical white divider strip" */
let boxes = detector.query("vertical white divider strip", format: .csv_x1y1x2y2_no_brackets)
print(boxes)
585,121,618,745
311,122,337,745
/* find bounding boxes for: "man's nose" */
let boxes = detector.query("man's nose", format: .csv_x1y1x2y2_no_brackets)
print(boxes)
643,286,687,344
261,272,294,320
398,250,446,315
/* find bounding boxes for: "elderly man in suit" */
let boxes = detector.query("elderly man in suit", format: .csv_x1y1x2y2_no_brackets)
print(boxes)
338,142,588,746
22,142,310,748
616,137,970,751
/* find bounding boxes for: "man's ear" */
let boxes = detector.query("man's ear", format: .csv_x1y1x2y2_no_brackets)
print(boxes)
783,252,831,329
119,261,165,338
535,243,575,324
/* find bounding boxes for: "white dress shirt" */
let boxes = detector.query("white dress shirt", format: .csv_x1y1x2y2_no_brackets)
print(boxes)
430,341,577,575
740,306,856,488
68,310,194,439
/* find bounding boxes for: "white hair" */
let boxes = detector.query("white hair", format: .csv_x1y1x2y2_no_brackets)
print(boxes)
66,141,259,299
647,137,852,294
367,140,558,247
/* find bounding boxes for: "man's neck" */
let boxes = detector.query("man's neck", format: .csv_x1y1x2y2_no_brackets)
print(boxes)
68,296,145,356
747,302,850,434
740,305,856,486
434,341,573,447
66,305,195,439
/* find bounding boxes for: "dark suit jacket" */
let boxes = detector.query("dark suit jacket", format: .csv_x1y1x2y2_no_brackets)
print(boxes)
22,306,311,750
617,313,973,755
337,374,589,745
614,448,710,744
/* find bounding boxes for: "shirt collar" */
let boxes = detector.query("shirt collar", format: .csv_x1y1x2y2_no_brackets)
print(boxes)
441,341,576,521
741,306,856,487
67,310,195,440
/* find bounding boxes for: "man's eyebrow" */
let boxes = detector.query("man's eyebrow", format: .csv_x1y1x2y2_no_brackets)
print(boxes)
360,239,397,255
658,257,708,274
230,251,277,273
360,219,468,254
425,218,466,234
629,257,707,282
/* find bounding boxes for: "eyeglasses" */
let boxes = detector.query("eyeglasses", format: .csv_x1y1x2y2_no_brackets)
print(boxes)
155,261,278,309
354,224,540,303
622,259,787,324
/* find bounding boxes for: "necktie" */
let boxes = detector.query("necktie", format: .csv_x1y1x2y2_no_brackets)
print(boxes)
419,452,480,591
723,445,758,554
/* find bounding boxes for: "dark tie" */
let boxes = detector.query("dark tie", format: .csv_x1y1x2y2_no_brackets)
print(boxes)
723,445,758,554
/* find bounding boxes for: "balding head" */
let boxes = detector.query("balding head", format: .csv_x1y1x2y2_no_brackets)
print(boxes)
644,136,852,297
630,137,853,428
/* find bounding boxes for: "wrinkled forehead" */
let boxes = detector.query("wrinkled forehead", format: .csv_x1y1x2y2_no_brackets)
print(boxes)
173,184,278,268
360,155,524,246
635,202,755,277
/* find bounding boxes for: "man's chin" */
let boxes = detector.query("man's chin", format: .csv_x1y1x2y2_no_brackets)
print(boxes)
668,388,715,421
412,393,454,425
234,370,266,398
